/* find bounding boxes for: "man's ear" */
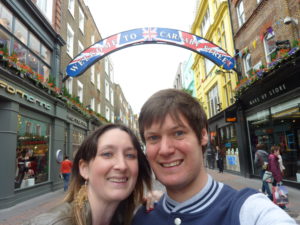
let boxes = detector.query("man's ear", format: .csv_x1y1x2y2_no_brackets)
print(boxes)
79,159,89,180
201,128,208,146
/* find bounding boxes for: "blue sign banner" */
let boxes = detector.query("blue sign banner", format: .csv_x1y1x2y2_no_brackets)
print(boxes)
66,27,235,78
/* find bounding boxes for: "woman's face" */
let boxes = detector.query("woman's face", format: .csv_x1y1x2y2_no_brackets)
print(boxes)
80,128,139,204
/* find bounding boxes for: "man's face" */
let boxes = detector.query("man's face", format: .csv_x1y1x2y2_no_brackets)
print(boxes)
144,114,208,201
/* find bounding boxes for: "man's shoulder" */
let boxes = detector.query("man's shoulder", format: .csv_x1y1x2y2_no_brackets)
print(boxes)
132,201,164,225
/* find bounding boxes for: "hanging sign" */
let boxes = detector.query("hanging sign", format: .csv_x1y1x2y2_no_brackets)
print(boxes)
65,27,235,79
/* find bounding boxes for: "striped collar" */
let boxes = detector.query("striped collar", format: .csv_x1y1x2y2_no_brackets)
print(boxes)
162,175,224,214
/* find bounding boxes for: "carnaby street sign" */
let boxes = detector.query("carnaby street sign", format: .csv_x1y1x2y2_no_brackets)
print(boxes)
65,27,235,81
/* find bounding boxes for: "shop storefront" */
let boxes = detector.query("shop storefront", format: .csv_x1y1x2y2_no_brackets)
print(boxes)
238,53,300,187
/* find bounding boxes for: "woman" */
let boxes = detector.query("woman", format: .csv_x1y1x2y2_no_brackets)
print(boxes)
23,124,152,225
268,145,283,187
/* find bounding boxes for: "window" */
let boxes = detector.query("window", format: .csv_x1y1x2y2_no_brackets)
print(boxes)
14,19,28,45
29,33,40,55
200,8,211,36
105,80,110,100
97,73,101,90
15,115,50,189
105,58,110,77
91,34,95,44
78,40,84,54
243,53,252,76
204,58,215,77
79,7,84,33
90,66,95,84
66,77,73,95
41,44,51,65
105,106,110,120
208,85,220,117
263,30,276,63
221,22,227,50
111,112,114,123
0,3,13,31
36,0,53,22
90,98,95,111
68,0,75,17
237,1,245,27
110,87,114,106
77,80,83,103
67,24,74,57
97,103,101,114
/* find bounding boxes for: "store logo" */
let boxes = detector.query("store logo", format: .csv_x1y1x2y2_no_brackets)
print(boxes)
67,115,87,128
0,79,51,110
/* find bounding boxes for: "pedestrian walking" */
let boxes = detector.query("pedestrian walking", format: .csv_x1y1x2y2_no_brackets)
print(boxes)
216,146,224,173
254,143,272,199
60,156,73,191
133,89,296,225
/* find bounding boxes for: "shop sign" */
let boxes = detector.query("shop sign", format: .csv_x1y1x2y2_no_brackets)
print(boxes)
0,79,51,110
67,114,88,128
248,83,287,106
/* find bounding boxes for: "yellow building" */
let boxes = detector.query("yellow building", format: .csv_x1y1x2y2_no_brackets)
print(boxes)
191,0,238,119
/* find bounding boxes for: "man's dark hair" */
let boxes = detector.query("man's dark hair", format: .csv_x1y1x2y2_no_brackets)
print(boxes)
139,88,207,144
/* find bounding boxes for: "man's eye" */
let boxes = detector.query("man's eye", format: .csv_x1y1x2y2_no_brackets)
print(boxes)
101,152,113,158
146,136,159,142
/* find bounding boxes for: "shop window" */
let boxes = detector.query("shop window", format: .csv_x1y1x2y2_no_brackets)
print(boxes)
247,98,300,181
41,44,51,65
15,115,50,189
14,19,28,45
28,53,39,74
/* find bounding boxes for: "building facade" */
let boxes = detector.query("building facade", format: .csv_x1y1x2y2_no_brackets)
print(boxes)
228,0,300,187
191,0,240,173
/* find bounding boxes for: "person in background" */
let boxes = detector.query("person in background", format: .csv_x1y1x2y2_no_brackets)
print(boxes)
268,146,283,187
278,149,285,176
60,155,73,191
254,143,271,199
216,146,224,173
133,89,296,225
22,124,153,225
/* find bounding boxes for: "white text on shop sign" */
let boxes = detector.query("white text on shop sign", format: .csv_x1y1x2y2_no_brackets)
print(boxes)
0,79,51,110
249,84,287,106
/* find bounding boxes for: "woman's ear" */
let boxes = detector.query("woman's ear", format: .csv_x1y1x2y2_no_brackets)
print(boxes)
201,128,208,146
79,159,89,180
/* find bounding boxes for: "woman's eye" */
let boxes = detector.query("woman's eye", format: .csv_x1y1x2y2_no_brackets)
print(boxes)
126,153,137,159
175,130,184,137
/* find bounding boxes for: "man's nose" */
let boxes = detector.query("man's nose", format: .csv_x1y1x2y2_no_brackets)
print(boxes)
159,136,175,156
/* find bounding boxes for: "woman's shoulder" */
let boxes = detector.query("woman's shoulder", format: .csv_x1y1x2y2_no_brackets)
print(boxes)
22,202,74,225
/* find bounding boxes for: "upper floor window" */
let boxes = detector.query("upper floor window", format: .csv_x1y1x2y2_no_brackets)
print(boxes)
237,1,245,27
105,58,110,77
68,0,75,17
90,66,95,84
77,80,83,103
105,80,110,100
90,98,95,111
0,3,13,31
36,0,53,23
204,58,215,77
105,106,110,121
208,85,220,117
78,40,84,54
91,35,95,44
110,87,114,106
97,73,101,90
66,77,73,95
67,24,74,57
243,53,252,77
221,22,227,50
97,103,101,114
263,29,276,63
200,8,211,36
79,7,84,33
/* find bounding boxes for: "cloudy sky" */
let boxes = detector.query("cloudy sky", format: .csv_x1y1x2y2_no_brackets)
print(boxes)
86,0,198,114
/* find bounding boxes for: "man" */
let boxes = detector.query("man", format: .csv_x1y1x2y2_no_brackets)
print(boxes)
60,156,72,191
132,89,296,225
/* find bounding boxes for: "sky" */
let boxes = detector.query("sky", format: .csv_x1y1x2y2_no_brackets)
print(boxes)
85,0,198,114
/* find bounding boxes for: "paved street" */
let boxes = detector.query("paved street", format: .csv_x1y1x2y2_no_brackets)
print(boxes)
0,169,299,225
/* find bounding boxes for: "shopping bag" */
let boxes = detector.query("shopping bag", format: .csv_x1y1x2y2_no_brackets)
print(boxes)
263,171,273,183
272,185,289,206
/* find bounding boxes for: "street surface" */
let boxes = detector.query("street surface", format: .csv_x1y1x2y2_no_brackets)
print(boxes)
0,169,299,225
